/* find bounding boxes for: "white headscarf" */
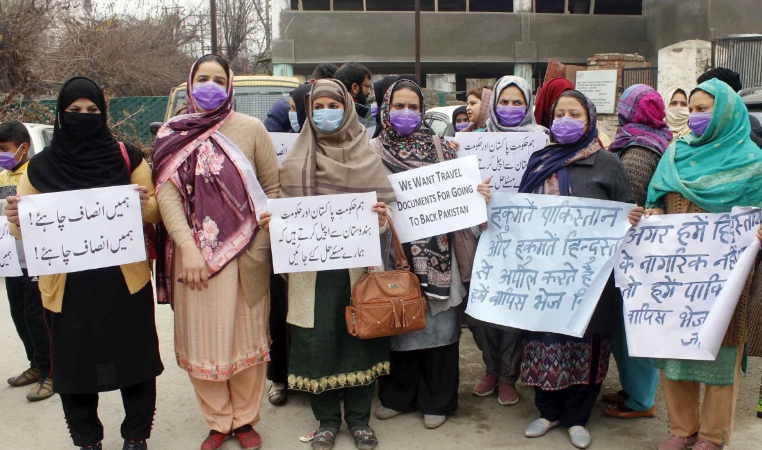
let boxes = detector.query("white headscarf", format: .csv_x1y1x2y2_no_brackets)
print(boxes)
662,86,691,140
486,75,549,137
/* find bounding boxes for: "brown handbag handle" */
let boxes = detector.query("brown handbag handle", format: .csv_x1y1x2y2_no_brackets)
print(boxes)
432,136,446,163
385,217,410,269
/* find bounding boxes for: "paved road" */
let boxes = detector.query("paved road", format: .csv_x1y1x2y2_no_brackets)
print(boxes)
1,286,760,450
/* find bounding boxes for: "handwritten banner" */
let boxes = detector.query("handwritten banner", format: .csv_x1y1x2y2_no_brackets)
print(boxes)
455,132,545,192
19,185,146,276
387,155,487,243
268,192,382,274
0,217,22,277
615,208,761,360
269,132,299,167
466,193,633,337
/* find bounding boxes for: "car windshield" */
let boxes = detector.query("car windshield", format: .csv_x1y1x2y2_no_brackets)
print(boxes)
173,85,293,122
425,112,453,137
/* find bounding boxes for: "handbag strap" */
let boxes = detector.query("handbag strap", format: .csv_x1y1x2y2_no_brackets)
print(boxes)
432,136,445,163
118,142,132,173
386,217,410,269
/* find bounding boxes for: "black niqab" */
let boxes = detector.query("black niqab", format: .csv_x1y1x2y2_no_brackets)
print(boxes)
27,77,140,193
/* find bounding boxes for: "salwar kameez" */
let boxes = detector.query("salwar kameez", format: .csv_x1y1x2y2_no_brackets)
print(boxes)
611,327,659,412
174,258,270,433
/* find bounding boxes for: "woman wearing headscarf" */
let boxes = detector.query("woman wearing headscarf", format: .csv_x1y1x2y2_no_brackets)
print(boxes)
518,90,637,449
601,84,673,420
280,79,395,450
534,77,574,129
369,79,489,430
371,75,418,138
153,55,279,450
662,86,691,143
467,76,548,406
465,86,493,132
640,79,762,450
5,77,163,450
452,105,469,132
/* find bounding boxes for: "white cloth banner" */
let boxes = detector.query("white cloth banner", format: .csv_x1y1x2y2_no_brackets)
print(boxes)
455,132,545,192
387,155,487,243
0,217,22,277
615,208,761,360
268,192,382,274
466,193,633,337
269,132,299,167
19,185,146,276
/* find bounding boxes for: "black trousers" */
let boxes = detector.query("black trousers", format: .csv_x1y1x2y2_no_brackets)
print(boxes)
6,270,51,376
378,341,459,416
311,384,375,429
534,383,603,428
267,274,289,384
59,378,156,447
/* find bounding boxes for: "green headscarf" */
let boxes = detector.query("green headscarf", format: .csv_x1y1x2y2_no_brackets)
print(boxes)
647,79,762,212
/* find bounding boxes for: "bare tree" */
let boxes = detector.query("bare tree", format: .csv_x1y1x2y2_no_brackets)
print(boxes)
217,0,271,73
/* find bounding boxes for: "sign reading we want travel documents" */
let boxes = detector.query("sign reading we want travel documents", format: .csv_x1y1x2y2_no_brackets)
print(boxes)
615,208,761,360
466,193,633,337
18,185,146,276
386,155,487,243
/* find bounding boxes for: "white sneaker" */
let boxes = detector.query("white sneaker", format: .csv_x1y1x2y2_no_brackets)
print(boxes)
375,406,402,420
424,415,446,429
568,426,592,449
524,418,561,438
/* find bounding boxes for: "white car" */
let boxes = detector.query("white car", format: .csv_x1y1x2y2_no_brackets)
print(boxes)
22,123,54,157
424,105,462,138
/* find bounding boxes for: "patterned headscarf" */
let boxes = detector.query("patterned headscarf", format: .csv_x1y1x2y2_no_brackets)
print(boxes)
486,75,549,136
373,79,456,302
647,79,762,212
519,91,601,197
609,84,673,156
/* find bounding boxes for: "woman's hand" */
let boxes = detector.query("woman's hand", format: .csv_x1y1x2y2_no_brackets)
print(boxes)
179,240,209,291
5,195,19,226
449,139,460,150
628,206,645,227
135,186,150,209
258,212,272,232
757,225,762,243
478,222,488,231
477,177,492,203
644,208,664,218
373,202,388,228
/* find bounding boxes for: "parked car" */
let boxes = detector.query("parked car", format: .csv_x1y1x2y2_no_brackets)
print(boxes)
741,87,762,124
149,75,301,134
424,105,461,137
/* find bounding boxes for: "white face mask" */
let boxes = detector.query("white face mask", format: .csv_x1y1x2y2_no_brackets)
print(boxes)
666,107,689,129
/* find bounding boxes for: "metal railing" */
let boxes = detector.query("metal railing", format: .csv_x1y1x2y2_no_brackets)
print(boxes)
713,36,762,89
622,67,658,91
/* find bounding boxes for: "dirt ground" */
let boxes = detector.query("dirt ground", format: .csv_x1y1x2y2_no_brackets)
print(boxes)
2,293,761,450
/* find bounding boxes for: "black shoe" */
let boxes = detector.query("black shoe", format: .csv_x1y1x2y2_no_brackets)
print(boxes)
350,426,378,450
81,444,102,450
123,440,148,450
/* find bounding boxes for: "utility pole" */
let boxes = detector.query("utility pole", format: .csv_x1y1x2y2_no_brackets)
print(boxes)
415,0,421,83
210,0,218,55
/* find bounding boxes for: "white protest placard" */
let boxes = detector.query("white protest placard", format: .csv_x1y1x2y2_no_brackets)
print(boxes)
575,70,618,114
19,185,146,276
466,193,633,337
455,132,545,192
268,192,382,274
0,217,22,277
615,208,761,360
387,155,487,243
269,132,299,166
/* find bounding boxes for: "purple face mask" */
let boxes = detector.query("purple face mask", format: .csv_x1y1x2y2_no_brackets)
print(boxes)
192,81,229,111
0,148,20,171
496,105,526,127
551,117,587,144
689,112,713,138
371,103,378,117
455,122,469,132
390,109,421,136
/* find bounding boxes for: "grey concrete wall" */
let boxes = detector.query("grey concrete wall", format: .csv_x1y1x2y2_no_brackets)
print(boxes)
276,11,647,66
709,0,762,38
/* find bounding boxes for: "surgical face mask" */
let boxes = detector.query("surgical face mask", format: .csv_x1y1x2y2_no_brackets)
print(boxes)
63,112,103,139
0,147,21,170
390,109,422,136
551,117,587,144
192,81,229,111
289,111,301,132
496,105,526,127
689,112,713,138
455,122,469,132
312,109,344,133
666,107,689,129
371,104,378,117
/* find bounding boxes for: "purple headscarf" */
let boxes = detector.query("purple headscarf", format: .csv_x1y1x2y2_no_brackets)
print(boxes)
608,84,673,156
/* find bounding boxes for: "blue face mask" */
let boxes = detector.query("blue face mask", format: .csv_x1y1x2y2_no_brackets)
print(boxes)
312,109,344,133
289,111,300,132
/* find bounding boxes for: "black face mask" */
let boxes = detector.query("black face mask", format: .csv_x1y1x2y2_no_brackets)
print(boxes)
63,112,104,139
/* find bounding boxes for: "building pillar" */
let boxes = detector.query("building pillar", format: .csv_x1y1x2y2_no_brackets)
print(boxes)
273,64,294,77
514,0,533,86
513,0,532,12
455,73,468,101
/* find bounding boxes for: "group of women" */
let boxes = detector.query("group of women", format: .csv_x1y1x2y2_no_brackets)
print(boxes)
3,53,761,450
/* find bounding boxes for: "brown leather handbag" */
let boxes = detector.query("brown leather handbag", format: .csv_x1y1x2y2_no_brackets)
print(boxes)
345,218,426,339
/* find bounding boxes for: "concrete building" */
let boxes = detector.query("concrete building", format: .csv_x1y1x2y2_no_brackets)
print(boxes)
271,0,762,93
